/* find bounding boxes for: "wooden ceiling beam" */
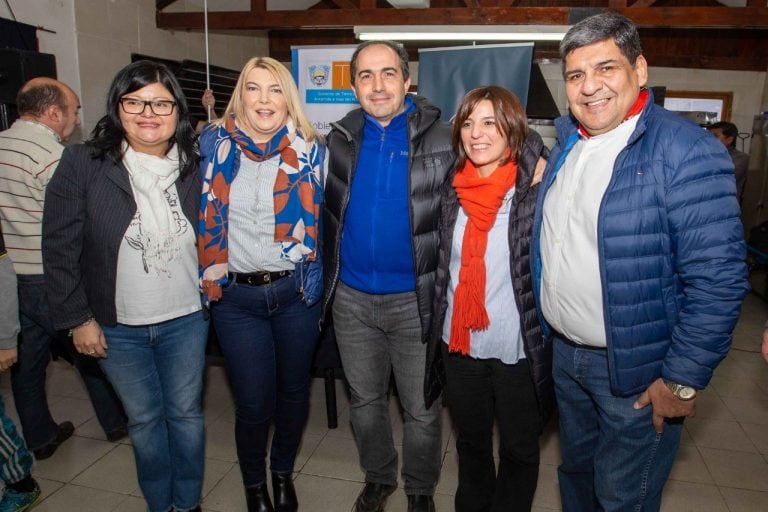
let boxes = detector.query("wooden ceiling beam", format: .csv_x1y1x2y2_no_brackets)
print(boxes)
268,26,768,72
158,7,567,30
157,6,768,31
155,0,179,10
327,0,359,8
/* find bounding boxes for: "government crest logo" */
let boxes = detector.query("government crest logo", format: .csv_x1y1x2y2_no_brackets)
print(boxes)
308,65,330,88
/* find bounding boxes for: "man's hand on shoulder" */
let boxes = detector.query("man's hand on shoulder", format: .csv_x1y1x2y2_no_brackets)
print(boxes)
533,157,547,186
634,378,696,433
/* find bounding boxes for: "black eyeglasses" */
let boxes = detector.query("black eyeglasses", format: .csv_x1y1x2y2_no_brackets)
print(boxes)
119,98,177,116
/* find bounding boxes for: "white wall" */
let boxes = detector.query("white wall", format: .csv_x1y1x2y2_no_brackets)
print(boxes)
74,0,268,137
0,0,80,100
1,0,268,140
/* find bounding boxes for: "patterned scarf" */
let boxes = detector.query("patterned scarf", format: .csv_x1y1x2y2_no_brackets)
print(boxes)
449,159,518,355
198,115,323,301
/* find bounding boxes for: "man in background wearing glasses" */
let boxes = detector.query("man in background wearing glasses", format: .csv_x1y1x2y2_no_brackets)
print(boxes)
0,78,127,462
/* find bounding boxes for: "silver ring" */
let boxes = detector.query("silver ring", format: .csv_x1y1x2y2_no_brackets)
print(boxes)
88,349,96,355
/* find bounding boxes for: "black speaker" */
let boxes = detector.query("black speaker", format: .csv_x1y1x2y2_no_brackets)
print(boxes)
0,48,57,104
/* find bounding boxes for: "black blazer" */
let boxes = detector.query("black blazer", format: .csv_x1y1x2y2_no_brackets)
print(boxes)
42,144,202,330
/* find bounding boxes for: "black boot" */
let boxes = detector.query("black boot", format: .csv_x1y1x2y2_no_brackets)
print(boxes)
272,472,298,512
245,483,274,512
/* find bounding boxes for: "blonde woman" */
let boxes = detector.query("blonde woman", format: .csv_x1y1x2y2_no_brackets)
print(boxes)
198,57,324,512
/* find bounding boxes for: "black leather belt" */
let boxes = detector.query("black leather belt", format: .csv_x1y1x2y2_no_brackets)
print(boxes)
229,270,291,286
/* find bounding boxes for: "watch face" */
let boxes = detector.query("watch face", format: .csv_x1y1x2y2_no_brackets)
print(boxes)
677,386,696,400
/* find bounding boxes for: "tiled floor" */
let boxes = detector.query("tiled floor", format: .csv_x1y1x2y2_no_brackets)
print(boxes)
3,293,768,511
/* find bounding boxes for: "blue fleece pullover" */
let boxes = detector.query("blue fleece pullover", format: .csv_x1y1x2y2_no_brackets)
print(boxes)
339,96,416,294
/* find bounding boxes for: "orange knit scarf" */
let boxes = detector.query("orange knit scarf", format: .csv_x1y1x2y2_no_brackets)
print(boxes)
449,159,518,355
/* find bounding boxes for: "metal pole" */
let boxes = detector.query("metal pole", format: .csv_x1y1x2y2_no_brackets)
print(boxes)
204,0,211,121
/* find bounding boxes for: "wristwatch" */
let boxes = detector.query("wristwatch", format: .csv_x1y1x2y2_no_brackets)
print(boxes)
664,380,697,401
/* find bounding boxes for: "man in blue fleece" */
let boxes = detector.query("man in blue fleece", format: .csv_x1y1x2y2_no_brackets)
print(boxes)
531,12,749,511
323,41,454,512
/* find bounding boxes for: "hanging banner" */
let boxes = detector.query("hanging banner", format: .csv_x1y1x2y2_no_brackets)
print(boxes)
291,45,359,135
417,43,534,122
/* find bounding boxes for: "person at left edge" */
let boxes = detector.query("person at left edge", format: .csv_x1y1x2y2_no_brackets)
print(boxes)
42,60,208,512
198,56,324,512
0,77,127,460
0,224,41,512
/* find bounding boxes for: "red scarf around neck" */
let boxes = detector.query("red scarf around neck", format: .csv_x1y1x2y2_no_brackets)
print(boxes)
449,159,518,355
578,88,649,138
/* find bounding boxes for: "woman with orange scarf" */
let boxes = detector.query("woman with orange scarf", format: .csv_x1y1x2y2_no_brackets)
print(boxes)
427,86,553,512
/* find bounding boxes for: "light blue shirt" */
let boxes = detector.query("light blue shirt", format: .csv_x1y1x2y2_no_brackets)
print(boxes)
442,187,525,364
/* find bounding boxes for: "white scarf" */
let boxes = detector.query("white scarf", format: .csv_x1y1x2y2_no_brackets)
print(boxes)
122,142,181,274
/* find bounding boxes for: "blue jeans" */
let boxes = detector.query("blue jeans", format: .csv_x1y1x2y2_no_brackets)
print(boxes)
211,273,320,487
553,336,683,512
332,282,442,496
99,311,208,512
12,275,127,450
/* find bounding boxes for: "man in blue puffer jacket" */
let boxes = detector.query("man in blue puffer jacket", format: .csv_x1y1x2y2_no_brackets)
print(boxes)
531,12,749,511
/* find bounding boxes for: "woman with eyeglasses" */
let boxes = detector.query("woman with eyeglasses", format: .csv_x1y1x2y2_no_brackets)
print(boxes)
42,60,207,512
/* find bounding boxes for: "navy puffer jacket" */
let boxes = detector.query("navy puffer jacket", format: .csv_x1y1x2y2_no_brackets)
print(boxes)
531,90,749,396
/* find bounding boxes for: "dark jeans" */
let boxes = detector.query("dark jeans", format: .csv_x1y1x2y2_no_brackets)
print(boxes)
332,282,442,496
211,273,320,487
12,275,127,450
442,343,541,512
553,336,683,511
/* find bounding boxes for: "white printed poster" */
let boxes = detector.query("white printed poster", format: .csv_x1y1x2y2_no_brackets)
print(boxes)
291,45,359,135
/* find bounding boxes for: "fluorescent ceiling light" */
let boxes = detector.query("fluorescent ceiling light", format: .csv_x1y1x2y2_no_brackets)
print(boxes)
354,25,570,42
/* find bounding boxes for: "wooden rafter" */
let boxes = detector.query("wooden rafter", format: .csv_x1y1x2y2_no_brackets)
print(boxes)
155,0,179,10
631,0,658,8
157,6,768,31
327,0,358,8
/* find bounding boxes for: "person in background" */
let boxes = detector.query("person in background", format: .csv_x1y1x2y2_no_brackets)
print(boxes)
323,40,454,512
531,12,749,511
707,121,749,203
0,225,41,512
428,86,552,512
195,88,218,134
198,56,324,512
43,60,208,512
0,77,127,460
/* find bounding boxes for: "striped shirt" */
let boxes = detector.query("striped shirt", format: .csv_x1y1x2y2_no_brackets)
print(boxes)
0,119,63,275
228,153,294,273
